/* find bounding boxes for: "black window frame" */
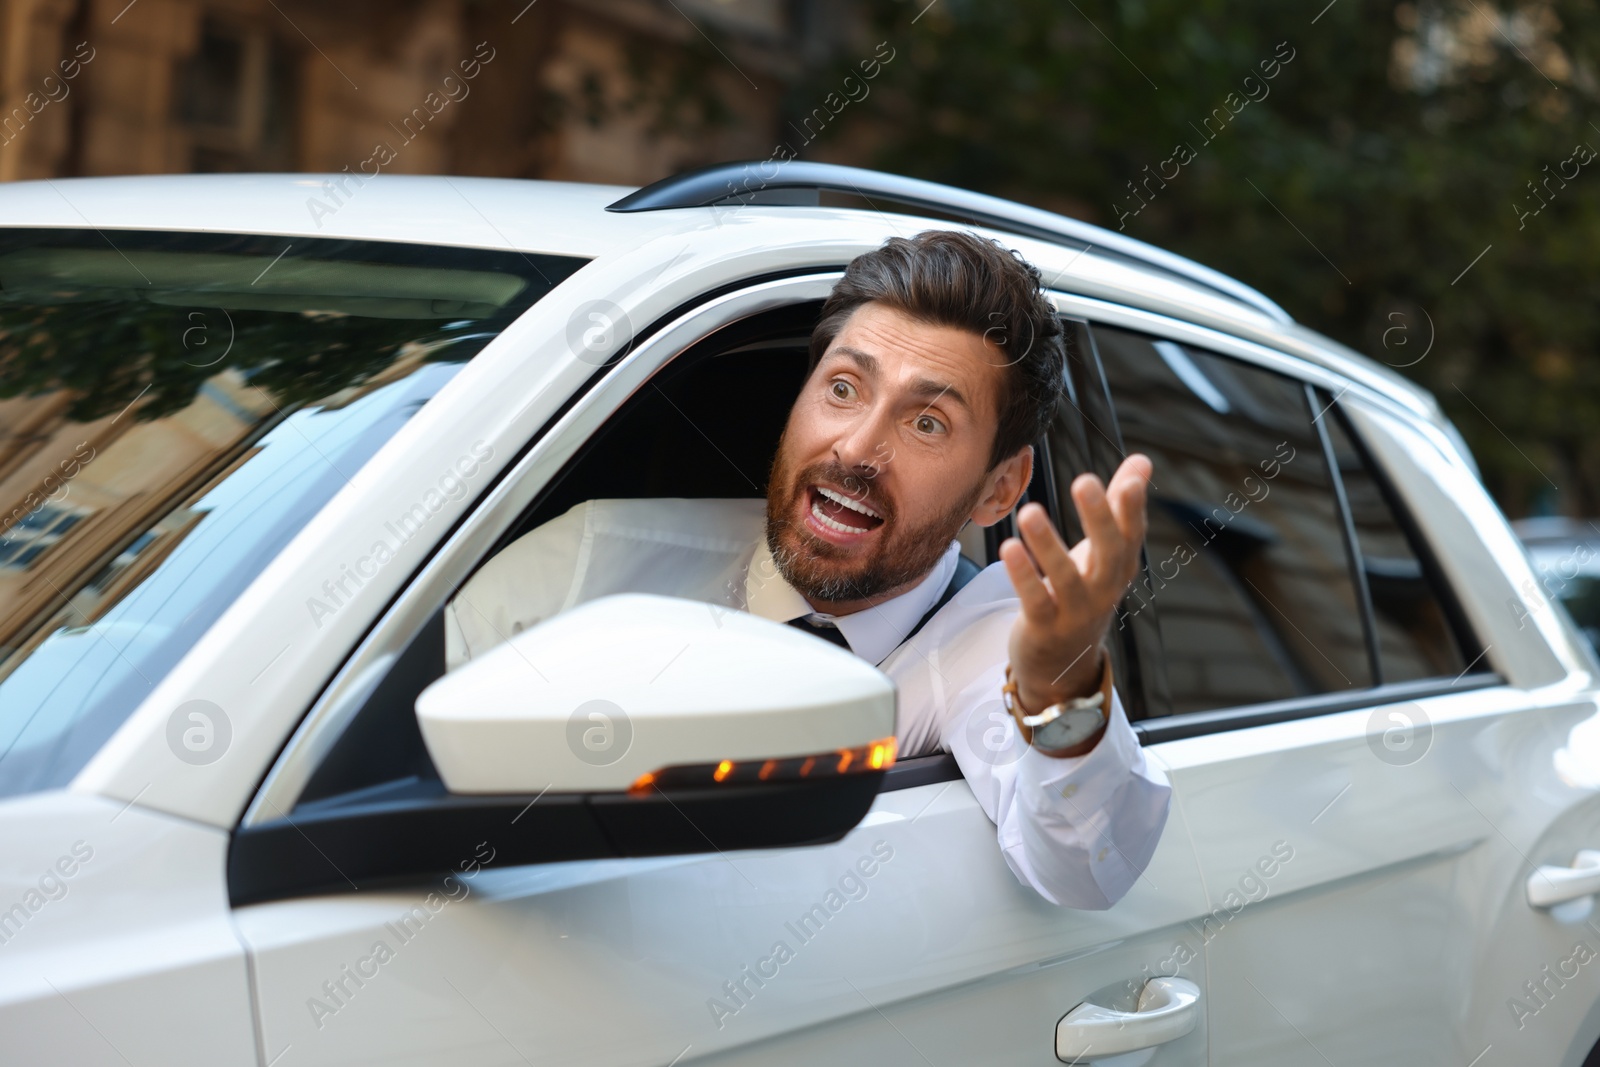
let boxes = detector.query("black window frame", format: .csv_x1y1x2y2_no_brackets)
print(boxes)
1061,319,1497,746
1315,388,1486,684
1053,317,1172,722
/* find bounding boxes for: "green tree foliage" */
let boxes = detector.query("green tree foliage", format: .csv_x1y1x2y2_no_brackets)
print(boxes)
0,301,436,423
808,0,1600,516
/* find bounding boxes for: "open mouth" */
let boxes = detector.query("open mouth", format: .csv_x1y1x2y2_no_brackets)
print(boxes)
806,485,886,541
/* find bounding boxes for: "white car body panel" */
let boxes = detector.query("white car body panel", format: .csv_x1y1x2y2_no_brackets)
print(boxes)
234,772,1210,1066
0,793,255,1066
1160,679,1598,1063
1,174,650,259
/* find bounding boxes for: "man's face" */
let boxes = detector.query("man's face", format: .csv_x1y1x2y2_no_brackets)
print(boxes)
765,301,1023,607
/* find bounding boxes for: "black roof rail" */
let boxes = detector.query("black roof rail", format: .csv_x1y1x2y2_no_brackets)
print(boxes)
607,160,1292,325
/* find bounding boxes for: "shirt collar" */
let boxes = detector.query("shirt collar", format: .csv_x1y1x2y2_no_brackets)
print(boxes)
744,536,963,666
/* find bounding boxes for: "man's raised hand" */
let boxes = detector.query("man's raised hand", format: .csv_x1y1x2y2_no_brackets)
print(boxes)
999,453,1152,731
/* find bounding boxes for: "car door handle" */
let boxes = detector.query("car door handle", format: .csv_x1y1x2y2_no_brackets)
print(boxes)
1055,976,1200,1062
1528,850,1600,908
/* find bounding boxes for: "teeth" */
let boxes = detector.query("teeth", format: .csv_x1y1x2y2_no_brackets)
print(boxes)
816,486,881,520
812,498,866,535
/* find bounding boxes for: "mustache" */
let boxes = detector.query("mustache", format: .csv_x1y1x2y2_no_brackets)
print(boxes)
793,460,893,520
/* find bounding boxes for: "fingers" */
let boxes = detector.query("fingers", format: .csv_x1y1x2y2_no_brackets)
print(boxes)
1017,501,1089,605
1106,453,1152,545
1016,501,1068,575
1000,535,1058,624
1070,454,1153,592
1068,470,1120,566
1008,455,1154,620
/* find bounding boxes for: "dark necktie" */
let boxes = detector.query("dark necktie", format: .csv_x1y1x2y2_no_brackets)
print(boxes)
787,615,851,650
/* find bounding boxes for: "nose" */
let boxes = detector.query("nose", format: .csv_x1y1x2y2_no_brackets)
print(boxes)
831,401,895,493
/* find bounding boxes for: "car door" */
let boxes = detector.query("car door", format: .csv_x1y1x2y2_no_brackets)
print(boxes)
1071,313,1599,1066
230,279,1216,1067
1329,400,1600,1067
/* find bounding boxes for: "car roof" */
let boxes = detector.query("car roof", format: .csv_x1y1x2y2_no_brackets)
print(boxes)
2,171,1446,429
5,170,1279,312
0,173,656,259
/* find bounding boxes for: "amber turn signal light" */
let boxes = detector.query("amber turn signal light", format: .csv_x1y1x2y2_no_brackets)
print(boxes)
628,736,897,795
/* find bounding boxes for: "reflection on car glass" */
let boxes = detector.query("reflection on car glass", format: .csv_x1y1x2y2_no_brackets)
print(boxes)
0,229,586,798
1321,405,1466,682
1093,325,1371,715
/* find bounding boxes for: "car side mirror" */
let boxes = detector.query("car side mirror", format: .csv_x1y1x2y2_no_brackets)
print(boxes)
417,592,897,793
229,595,897,905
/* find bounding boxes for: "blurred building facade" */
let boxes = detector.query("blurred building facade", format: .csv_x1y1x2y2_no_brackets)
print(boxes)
0,0,821,187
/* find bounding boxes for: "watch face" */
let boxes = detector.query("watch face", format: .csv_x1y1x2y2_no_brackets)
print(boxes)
1033,706,1104,751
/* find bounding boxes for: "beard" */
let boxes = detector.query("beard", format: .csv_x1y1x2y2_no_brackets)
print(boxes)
764,446,984,605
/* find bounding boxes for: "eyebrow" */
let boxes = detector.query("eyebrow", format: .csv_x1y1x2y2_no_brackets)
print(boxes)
832,346,879,376
909,377,969,413
830,346,972,413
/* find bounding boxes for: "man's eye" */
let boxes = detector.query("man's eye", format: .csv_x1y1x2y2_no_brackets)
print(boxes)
915,414,946,435
830,380,856,401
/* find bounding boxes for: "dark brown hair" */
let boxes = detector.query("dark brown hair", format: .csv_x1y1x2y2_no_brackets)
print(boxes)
809,230,1066,470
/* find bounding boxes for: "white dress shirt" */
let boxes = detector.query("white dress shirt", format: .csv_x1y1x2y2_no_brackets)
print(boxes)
444,498,1171,908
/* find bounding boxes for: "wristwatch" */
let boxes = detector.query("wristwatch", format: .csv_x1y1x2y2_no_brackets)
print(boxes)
1001,655,1113,756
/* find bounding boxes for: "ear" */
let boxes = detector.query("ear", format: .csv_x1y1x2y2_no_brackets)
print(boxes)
969,445,1033,527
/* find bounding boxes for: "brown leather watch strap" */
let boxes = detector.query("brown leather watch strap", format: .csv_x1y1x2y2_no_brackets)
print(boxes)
1001,653,1114,755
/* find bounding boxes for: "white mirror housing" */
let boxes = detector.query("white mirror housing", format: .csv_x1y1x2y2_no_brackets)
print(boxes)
416,594,897,794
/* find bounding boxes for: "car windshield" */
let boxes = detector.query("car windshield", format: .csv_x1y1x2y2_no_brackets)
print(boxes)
0,229,585,798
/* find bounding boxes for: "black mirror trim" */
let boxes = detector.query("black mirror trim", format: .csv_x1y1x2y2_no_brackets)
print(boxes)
228,773,883,907
882,752,963,790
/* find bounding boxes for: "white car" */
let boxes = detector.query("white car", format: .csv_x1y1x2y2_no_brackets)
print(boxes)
1,164,1597,1067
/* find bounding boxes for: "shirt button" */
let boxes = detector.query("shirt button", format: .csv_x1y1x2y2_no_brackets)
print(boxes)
1097,847,1109,862
1061,784,1078,799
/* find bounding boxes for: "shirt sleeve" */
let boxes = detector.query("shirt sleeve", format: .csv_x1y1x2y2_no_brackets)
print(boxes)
935,605,1172,909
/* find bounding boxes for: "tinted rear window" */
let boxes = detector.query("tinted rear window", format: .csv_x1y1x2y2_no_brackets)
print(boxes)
1090,325,1371,714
